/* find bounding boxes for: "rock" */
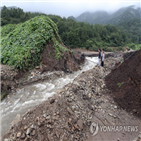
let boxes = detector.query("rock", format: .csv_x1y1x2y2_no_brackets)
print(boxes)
133,109,137,113
87,120,91,126
50,99,55,104
46,115,51,120
108,113,116,118
114,106,117,109
68,118,72,125
67,98,72,102
26,128,31,135
31,124,36,129
43,113,47,118
10,133,16,140
24,125,28,130
4,139,10,141
101,84,105,88
77,119,83,130
20,133,26,139
82,94,87,100
74,124,79,130
55,130,60,138
88,93,92,98
17,131,22,138
35,66,40,69
31,72,35,77
67,107,73,115
31,130,36,136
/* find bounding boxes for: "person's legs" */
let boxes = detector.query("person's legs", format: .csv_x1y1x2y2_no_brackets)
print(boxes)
98,58,101,67
101,61,103,67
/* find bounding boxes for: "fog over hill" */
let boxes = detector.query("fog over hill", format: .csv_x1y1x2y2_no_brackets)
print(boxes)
75,5,141,25
0,6,18,10
1,0,140,17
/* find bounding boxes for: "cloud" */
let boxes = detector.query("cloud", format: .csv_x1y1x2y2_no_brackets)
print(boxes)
1,0,140,17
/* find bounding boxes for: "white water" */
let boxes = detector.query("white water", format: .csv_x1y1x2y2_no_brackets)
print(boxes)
1,57,98,134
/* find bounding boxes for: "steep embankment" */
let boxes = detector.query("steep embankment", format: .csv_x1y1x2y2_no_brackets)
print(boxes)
105,50,141,117
1,15,84,99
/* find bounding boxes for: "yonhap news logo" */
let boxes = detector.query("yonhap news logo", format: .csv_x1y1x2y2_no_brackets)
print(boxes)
90,121,138,136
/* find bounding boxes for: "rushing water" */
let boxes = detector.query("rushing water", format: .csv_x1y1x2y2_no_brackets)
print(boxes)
1,57,98,134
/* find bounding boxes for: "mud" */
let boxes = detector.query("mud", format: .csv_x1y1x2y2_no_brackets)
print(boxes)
105,49,141,117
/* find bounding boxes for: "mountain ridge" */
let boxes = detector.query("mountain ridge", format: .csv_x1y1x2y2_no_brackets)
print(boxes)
0,6,18,10
75,5,141,25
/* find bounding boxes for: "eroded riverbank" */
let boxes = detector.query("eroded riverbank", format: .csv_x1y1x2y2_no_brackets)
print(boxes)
1,57,97,135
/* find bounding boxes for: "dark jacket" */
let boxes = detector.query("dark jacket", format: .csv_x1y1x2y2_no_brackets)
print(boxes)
98,51,101,59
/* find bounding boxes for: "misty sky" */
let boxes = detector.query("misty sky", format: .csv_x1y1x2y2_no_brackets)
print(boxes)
1,0,141,17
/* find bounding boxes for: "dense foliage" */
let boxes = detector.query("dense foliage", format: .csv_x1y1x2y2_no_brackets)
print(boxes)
1,15,67,71
1,6,44,26
1,6,140,52
117,18,141,44
48,16,137,50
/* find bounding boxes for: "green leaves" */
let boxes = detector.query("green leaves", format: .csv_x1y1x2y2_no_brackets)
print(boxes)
1,15,66,71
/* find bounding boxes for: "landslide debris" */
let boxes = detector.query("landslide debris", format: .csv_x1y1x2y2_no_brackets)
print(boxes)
105,49,141,117
1,15,84,99
2,55,124,141
1,15,84,72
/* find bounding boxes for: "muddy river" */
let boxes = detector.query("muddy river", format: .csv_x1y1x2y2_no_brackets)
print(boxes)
1,57,98,134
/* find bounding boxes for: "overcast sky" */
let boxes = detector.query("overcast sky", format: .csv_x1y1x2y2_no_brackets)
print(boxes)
1,0,141,17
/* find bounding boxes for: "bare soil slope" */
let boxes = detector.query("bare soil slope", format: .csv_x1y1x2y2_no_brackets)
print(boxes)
105,50,141,117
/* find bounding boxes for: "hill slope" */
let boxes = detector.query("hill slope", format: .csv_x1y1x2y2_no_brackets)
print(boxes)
1,15,84,72
76,11,110,24
105,50,141,117
1,15,84,100
0,6,18,10
76,5,141,25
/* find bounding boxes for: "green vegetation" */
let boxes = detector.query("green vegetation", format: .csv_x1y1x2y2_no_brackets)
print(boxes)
117,82,124,88
1,92,7,100
1,6,140,52
76,6,141,25
1,6,45,26
117,19,141,44
51,18,136,50
126,43,141,50
1,15,67,71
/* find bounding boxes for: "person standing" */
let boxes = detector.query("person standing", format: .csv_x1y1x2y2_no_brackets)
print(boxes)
98,49,101,67
101,49,105,67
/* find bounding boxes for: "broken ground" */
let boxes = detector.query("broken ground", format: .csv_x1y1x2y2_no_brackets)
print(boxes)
105,49,141,117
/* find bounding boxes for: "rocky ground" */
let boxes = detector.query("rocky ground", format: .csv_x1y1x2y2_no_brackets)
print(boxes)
0,49,84,100
2,51,141,141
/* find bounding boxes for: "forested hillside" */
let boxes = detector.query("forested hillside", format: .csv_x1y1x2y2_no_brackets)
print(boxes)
117,18,141,44
76,5,141,25
1,6,44,26
76,11,110,24
49,17,135,48
1,6,140,51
